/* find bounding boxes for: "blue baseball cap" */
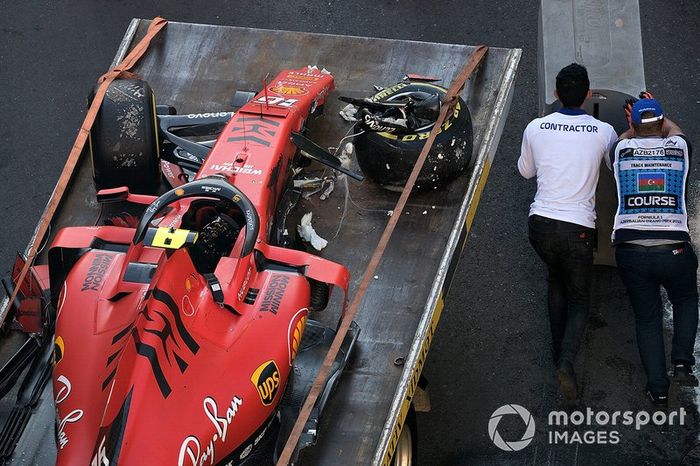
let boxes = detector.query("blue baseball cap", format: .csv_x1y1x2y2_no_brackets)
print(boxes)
631,98,664,125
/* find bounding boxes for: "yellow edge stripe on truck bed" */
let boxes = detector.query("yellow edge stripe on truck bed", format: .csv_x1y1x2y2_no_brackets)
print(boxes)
381,158,492,466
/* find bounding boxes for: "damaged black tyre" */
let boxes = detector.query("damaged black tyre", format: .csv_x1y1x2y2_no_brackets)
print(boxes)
89,79,161,194
353,82,473,191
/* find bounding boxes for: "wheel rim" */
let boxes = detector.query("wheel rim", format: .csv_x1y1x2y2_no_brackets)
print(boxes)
385,91,438,133
393,423,413,466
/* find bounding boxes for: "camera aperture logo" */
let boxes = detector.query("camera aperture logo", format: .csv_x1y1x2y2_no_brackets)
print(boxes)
489,404,687,451
488,404,536,451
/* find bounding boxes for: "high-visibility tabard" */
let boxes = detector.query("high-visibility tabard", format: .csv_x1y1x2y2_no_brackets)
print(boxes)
611,135,691,239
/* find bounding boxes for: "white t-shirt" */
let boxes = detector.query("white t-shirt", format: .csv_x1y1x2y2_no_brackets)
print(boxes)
518,109,618,228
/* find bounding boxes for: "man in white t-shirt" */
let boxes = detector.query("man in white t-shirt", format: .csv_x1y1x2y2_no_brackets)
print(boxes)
518,63,617,400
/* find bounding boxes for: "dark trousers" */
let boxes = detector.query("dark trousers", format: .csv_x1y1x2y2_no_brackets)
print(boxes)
528,215,594,368
615,242,699,394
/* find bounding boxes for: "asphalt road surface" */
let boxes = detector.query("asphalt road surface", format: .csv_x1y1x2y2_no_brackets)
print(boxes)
1,1,700,465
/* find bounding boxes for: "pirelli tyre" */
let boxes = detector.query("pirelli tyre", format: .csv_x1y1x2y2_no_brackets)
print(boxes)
89,79,161,194
354,82,473,191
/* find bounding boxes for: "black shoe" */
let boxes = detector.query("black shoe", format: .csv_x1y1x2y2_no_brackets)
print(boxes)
557,364,578,401
646,390,668,408
672,363,699,387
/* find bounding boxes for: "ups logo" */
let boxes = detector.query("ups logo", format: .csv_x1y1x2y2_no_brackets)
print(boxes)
251,360,280,406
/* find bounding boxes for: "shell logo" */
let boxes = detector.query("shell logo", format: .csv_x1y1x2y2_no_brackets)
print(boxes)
288,309,308,365
271,84,308,96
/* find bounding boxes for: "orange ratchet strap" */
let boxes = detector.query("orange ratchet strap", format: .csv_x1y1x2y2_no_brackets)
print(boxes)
1,17,168,326
276,44,489,465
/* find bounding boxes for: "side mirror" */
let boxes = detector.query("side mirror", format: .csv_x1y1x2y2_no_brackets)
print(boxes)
96,186,129,203
96,187,158,206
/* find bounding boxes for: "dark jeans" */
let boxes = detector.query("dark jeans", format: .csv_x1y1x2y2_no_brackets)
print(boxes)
615,242,699,394
528,215,594,368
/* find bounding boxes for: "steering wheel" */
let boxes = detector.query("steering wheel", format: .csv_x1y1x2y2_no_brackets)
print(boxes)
133,176,260,258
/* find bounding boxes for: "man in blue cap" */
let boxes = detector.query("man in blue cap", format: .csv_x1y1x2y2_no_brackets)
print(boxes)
609,95,698,407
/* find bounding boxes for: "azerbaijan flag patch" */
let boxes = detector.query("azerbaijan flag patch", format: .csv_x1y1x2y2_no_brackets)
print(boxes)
638,172,666,192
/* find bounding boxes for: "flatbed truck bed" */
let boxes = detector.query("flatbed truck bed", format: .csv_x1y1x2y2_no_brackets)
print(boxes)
0,19,520,465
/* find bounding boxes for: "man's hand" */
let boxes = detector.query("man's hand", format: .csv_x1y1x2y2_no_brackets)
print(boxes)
623,91,655,130
623,90,683,137
624,97,637,129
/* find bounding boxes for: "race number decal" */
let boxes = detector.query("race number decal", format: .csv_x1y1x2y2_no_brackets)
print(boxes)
255,96,298,108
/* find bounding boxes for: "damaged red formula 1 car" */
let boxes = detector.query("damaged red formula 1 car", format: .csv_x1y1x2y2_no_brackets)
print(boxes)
0,67,365,465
